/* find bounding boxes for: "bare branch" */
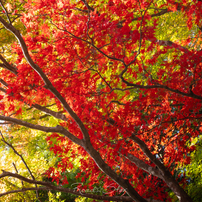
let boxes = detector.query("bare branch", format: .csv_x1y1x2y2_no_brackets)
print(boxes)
31,103,67,121
0,171,163,202
1,132,41,201
12,163,24,186
0,171,133,201
119,77,202,100
94,132,164,180
0,86,6,93
80,0,94,12
0,115,62,132
125,153,163,179
0,115,83,146
0,78,8,87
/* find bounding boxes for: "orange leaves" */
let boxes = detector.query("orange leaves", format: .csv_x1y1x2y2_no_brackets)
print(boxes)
40,24,50,36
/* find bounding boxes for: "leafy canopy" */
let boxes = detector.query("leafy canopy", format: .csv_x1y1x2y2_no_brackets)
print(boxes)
0,0,201,202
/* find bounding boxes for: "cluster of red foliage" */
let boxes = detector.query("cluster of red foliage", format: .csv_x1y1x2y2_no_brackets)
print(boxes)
0,0,202,201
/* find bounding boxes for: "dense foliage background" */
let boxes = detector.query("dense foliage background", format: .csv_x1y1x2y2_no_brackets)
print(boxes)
0,0,201,201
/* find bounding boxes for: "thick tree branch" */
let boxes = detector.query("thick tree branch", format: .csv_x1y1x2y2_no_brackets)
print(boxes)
0,54,17,75
125,153,163,179
0,171,163,202
130,134,193,202
0,115,83,146
0,115,62,132
0,86,6,93
0,15,151,202
105,115,193,202
32,103,67,121
83,141,147,202
0,15,91,144
148,39,190,53
94,132,164,180
0,78,8,87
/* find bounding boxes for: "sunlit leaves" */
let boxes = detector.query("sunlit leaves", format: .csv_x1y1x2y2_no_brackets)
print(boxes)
0,0,201,201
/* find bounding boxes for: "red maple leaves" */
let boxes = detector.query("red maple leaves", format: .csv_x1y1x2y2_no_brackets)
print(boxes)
0,0,201,201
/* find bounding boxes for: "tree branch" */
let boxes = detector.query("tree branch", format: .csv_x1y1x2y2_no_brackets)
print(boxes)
0,0,11,24
31,103,67,121
0,131,41,201
94,132,164,180
0,80,68,122
119,76,202,100
0,15,91,144
0,54,17,75
148,39,190,53
0,115,83,146
125,153,163,179
0,115,62,132
130,134,192,202
0,171,163,202
0,14,152,202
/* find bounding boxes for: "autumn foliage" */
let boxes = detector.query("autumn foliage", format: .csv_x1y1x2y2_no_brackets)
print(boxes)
0,0,202,201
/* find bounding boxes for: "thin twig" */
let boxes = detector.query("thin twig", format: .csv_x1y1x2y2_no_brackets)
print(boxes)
1,132,42,202
0,0,11,24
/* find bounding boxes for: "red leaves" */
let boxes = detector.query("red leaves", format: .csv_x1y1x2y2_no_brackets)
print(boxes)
0,0,201,200
16,108,22,115
0,103,5,111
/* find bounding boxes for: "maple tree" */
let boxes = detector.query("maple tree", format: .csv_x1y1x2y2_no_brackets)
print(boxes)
0,0,202,201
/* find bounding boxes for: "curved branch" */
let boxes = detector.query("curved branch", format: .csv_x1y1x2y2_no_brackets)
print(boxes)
94,132,163,180
0,171,163,202
83,141,147,202
0,115,62,132
31,103,67,121
148,39,190,53
125,153,163,179
0,81,67,121
119,76,202,100
0,171,133,201
0,115,83,146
